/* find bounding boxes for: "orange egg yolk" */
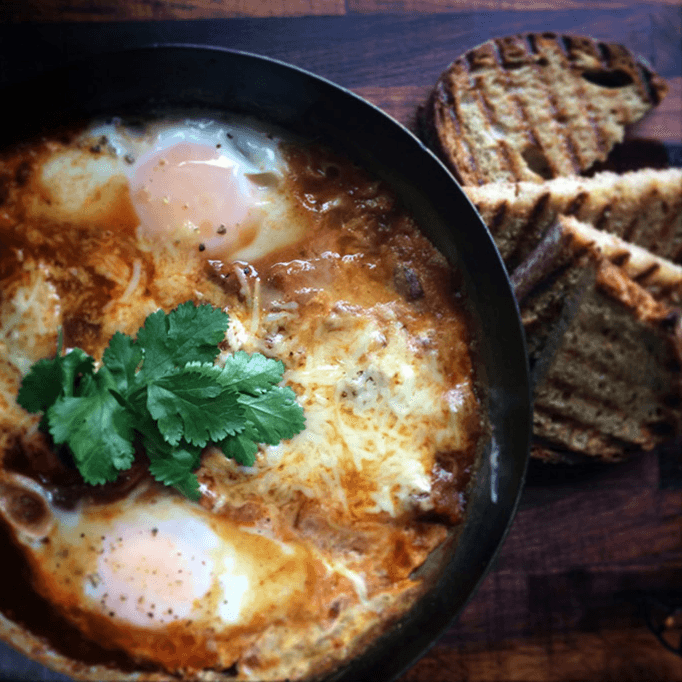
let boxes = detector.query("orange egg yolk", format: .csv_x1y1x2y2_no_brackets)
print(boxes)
129,141,262,257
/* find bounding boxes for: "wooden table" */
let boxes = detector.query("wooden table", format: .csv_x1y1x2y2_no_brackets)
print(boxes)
1,2,681,681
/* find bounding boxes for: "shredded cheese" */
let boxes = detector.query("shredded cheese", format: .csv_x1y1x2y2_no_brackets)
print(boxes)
249,303,471,517
0,263,61,377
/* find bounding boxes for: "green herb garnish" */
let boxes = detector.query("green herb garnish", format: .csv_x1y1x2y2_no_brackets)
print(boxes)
17,302,305,501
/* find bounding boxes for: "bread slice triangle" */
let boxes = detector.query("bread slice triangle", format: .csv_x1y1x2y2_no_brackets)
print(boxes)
513,215,682,462
464,167,682,273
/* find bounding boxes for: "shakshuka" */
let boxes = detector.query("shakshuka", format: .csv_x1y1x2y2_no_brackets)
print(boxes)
0,115,484,681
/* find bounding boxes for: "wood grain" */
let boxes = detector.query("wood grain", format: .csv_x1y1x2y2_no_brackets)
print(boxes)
628,76,682,143
399,631,682,682
4,0,682,22
349,0,682,10
1,0,345,22
352,85,432,130
1,10,679,92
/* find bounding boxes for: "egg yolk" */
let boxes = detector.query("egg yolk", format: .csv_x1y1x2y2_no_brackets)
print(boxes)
129,142,265,257
83,514,250,628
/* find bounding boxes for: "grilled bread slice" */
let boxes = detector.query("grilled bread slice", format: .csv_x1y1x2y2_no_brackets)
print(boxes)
420,33,668,186
515,215,682,463
464,167,682,272
564,217,682,305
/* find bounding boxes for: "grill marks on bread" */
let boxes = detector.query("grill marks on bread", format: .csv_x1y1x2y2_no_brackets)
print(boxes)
532,282,682,461
464,168,682,273
562,218,682,306
421,33,668,186
513,216,682,462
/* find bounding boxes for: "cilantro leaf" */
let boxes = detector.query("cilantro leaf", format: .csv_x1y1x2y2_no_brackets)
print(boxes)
218,351,285,394
148,455,201,501
17,356,66,414
17,348,94,413
238,385,306,444
146,363,244,447
141,416,203,500
17,329,66,414
103,332,143,392
131,308,167,380
16,301,306,501
218,429,259,467
61,349,96,397
47,369,135,485
136,302,229,382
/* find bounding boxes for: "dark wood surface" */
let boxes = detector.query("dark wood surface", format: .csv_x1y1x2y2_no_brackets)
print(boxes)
0,2,681,681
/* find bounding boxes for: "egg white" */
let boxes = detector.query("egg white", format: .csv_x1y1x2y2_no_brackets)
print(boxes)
27,486,310,633
28,116,307,263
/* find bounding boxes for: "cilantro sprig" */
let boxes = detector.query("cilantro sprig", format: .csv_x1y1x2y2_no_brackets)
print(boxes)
17,302,305,501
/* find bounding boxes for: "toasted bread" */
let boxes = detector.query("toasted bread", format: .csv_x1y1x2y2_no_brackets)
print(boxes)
511,216,598,388
515,216,682,463
421,33,668,186
563,216,682,305
464,167,682,272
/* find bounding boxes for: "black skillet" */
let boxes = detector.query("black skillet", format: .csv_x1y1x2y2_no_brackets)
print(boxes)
0,46,531,682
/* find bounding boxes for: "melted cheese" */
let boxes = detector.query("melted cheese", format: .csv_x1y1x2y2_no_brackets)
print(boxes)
0,263,61,427
251,304,472,517
0,262,61,376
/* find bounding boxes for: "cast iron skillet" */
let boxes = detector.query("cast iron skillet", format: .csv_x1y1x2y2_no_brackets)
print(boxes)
0,46,531,682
